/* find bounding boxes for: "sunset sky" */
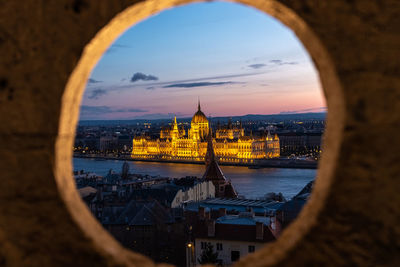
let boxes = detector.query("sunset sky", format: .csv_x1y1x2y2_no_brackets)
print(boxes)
81,2,325,120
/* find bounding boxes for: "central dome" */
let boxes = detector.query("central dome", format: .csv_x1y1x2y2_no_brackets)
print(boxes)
191,101,208,124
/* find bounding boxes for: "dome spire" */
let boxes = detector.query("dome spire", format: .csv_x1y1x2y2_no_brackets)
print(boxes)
198,97,201,111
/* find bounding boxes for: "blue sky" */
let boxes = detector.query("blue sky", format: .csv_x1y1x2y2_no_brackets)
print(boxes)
81,1,325,120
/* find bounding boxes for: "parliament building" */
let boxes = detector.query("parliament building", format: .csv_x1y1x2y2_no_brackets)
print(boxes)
131,102,280,164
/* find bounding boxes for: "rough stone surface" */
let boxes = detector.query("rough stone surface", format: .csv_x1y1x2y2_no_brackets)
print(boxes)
0,0,399,266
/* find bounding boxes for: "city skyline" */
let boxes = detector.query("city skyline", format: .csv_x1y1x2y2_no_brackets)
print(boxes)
81,2,325,120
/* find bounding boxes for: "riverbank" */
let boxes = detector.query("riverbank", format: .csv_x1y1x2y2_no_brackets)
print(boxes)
73,157,316,199
73,153,318,169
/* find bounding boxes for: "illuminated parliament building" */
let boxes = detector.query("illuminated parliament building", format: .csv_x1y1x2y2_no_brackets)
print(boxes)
131,102,280,164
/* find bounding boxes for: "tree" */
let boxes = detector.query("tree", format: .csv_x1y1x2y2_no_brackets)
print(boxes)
198,242,219,265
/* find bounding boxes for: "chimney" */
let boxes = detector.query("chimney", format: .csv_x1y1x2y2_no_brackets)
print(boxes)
218,208,227,218
207,220,215,237
198,207,205,219
256,222,264,240
271,216,282,238
270,216,276,231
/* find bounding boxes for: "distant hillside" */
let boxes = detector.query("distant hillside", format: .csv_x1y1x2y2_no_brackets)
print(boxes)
78,112,326,126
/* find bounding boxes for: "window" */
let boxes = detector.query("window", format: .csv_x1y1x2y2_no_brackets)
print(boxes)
216,243,223,251
201,241,207,249
248,245,255,253
231,251,240,262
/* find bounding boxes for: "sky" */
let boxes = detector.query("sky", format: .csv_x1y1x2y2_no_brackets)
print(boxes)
81,1,326,120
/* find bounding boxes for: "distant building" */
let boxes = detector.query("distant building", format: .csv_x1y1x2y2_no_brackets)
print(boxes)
100,135,118,151
117,135,133,151
279,132,322,155
74,134,100,151
131,101,280,163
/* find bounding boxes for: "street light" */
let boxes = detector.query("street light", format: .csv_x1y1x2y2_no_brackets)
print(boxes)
186,242,195,267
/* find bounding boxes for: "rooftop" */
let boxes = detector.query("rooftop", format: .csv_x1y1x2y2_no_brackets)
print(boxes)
216,214,270,226
185,198,283,215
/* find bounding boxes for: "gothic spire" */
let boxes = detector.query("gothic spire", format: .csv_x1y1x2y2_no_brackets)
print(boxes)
173,116,178,132
205,119,214,166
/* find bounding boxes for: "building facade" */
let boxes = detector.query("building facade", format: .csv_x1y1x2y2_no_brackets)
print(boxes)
170,180,215,208
131,102,280,163
191,211,276,266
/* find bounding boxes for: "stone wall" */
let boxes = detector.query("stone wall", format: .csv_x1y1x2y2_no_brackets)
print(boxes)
0,0,399,266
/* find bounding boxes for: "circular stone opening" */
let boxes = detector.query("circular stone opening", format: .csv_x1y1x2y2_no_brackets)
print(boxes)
56,0,344,266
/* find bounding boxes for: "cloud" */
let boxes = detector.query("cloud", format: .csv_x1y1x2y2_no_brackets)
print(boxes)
81,105,148,115
117,72,264,89
81,106,112,114
270,59,298,66
105,44,132,54
163,81,236,88
129,112,190,120
248,64,266,69
104,72,264,93
88,78,102,84
279,107,327,114
112,44,132,49
88,89,107,99
114,108,148,113
130,72,159,82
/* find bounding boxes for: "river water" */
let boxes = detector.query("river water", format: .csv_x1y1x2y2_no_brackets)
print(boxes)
73,158,316,200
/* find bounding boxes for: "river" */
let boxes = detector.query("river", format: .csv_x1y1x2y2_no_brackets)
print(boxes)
73,157,316,200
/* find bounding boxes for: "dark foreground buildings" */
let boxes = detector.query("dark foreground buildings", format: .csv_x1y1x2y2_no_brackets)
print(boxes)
76,126,312,266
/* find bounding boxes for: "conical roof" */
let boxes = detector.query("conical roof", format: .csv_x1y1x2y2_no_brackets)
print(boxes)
203,122,226,183
203,159,226,182
202,123,238,198
205,124,215,167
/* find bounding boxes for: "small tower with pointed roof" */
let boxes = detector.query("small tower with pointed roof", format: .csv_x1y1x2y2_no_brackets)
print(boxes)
203,119,237,198
171,116,179,139
205,122,214,167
